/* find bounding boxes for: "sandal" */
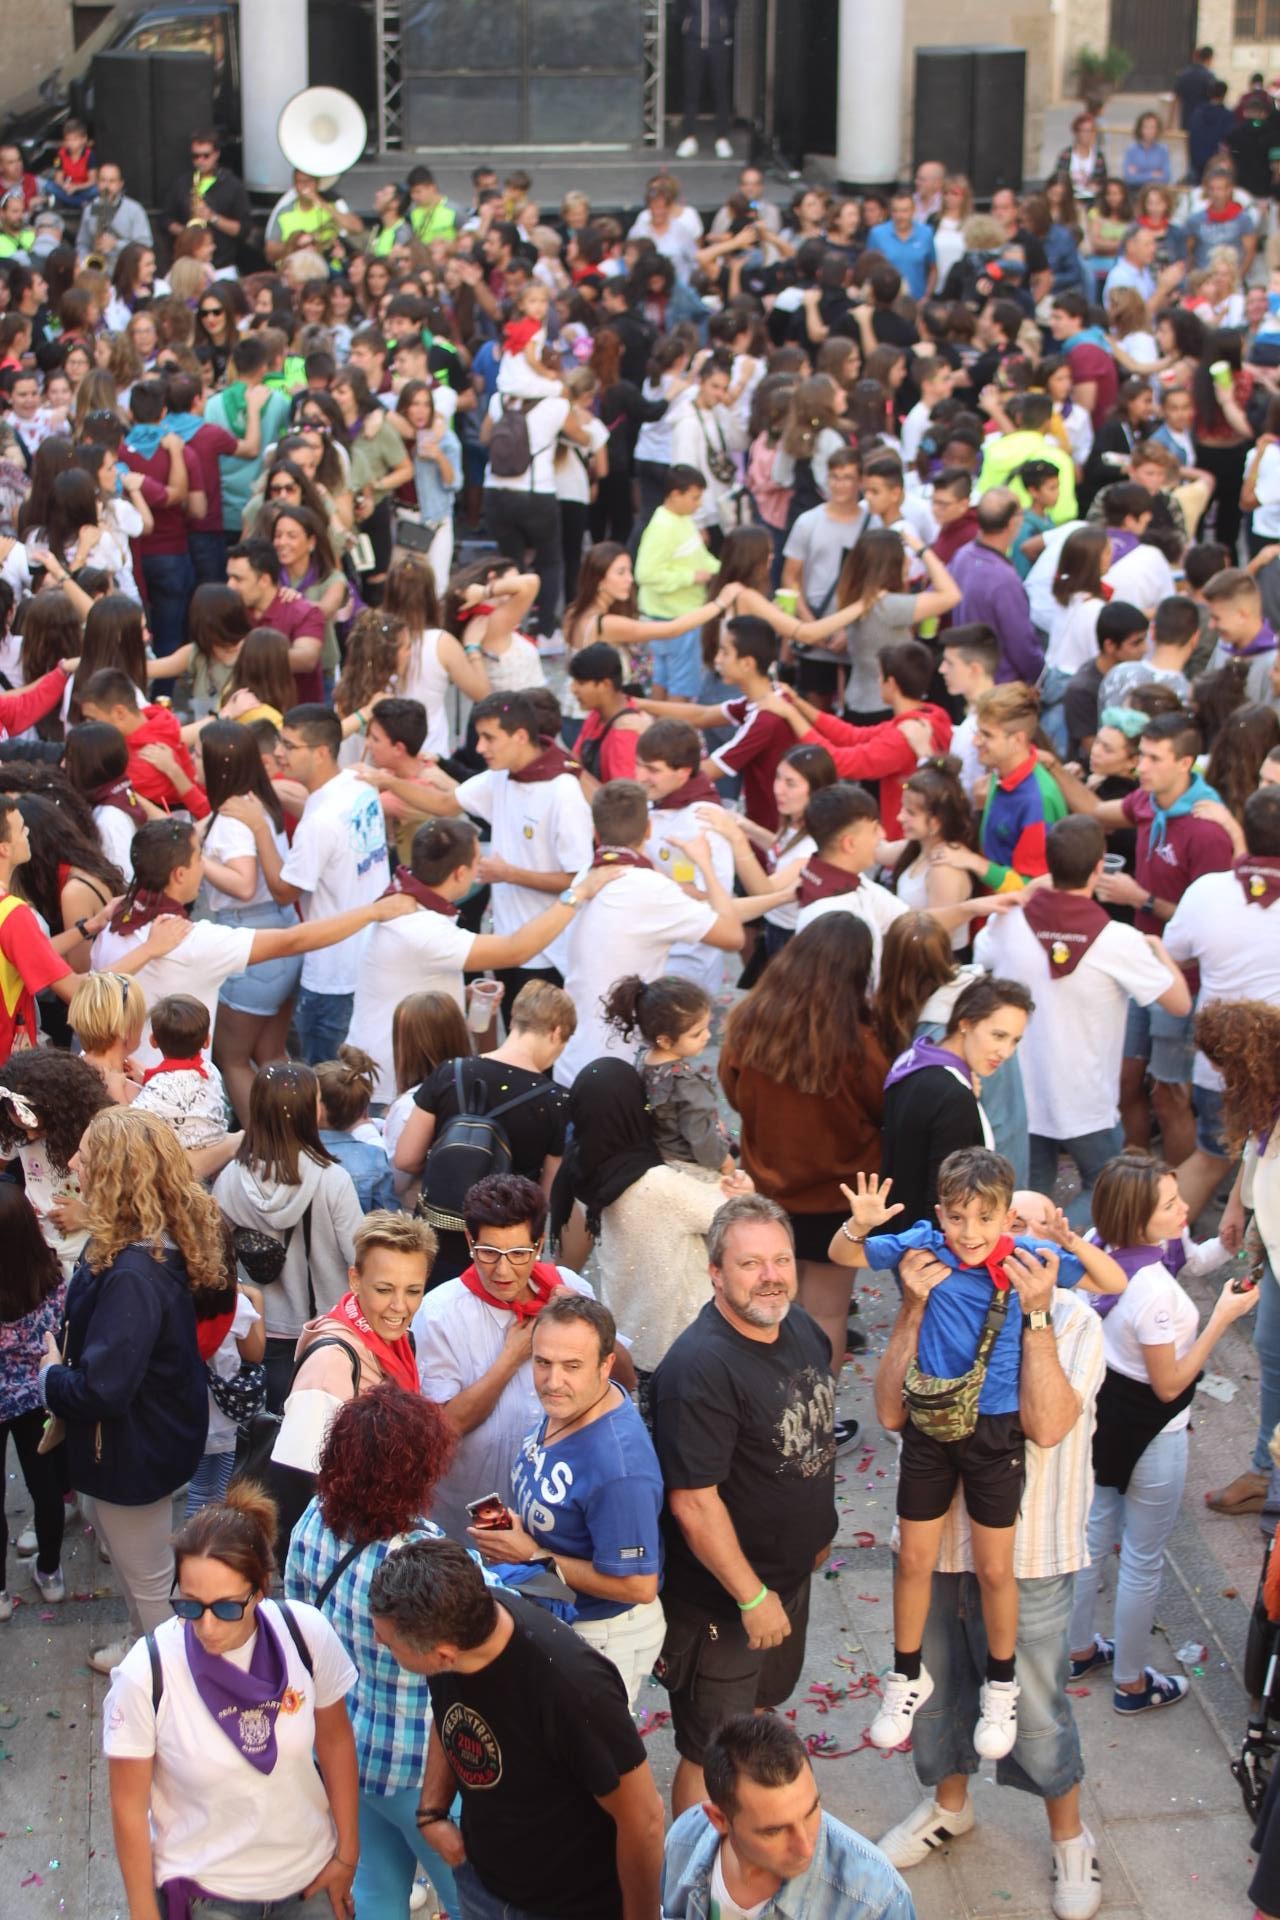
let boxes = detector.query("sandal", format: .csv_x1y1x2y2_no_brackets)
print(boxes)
1205,1469,1269,1515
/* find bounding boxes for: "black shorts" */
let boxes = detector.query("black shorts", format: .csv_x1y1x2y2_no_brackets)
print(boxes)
656,1580,812,1764
787,1209,847,1264
897,1411,1026,1530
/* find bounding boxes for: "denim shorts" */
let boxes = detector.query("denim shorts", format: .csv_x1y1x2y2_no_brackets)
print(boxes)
647,629,703,699
1193,1081,1229,1157
910,1568,1083,1801
1122,996,1195,1085
213,901,303,1017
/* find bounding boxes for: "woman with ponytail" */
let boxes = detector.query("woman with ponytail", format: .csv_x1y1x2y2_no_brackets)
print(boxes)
104,1478,361,1920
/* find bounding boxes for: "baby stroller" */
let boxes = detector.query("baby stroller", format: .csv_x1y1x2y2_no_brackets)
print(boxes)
1234,1466,1280,1818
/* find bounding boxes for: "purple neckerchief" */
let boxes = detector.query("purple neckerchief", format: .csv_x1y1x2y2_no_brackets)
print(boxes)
1222,620,1277,660
884,1037,972,1092
161,1878,225,1920
183,1609,288,1776
1106,529,1139,563
1089,1235,1187,1316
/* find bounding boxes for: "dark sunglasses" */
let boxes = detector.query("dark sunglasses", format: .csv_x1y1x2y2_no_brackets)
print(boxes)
269,482,300,497
199,307,224,320
171,1588,255,1622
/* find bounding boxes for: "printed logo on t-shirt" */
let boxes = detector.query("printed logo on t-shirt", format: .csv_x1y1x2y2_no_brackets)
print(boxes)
774,1367,836,1478
522,822,535,840
440,1701,503,1788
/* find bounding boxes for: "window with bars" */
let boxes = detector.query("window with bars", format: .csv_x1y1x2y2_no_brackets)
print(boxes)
1236,1,1280,37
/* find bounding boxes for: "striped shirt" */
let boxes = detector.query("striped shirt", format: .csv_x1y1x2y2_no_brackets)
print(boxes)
935,1289,1104,1580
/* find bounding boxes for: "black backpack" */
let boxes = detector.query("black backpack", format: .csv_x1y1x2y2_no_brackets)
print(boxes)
416,1058,549,1234
487,397,537,478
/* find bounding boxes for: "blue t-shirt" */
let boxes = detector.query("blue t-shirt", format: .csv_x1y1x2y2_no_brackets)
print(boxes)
867,221,936,301
864,1223,1085,1415
509,1388,664,1621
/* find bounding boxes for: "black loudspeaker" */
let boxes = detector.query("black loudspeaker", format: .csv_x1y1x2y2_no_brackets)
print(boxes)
91,50,157,203
770,0,838,167
149,53,215,205
913,46,1026,199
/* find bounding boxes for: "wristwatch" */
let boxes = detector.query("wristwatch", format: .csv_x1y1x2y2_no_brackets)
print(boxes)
558,886,581,908
1022,1309,1052,1332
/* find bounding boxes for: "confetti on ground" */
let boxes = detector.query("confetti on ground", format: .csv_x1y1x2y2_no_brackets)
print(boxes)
21,1872,43,1887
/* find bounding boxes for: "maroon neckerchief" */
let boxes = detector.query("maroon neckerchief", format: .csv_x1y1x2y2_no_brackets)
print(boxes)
382,866,460,917
108,890,188,935
1021,888,1111,978
649,772,721,812
91,776,149,826
142,1056,208,1083
592,845,653,871
1234,854,1280,909
508,741,581,784
797,856,860,909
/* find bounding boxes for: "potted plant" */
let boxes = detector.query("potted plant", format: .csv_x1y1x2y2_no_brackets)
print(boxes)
1072,44,1133,108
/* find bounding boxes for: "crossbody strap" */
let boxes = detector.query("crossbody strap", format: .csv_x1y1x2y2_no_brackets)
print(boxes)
971,1286,1012,1375
315,1539,365,1609
145,1598,315,1715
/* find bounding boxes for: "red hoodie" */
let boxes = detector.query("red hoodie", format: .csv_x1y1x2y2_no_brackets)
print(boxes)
803,703,952,834
124,704,210,818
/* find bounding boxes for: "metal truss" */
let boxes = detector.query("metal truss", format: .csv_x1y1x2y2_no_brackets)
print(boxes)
376,0,403,152
642,0,664,146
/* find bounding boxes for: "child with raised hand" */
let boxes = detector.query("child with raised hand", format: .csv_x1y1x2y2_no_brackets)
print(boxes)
602,972,733,1175
66,970,147,1106
831,1149,1127,1760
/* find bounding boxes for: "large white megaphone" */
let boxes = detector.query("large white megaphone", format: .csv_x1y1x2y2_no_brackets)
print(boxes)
277,86,369,190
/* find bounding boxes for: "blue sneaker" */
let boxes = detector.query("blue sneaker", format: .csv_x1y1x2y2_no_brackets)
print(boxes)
1069,1636,1115,1680
1112,1667,1188,1714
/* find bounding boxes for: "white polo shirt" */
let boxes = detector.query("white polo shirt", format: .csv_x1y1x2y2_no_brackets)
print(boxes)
454,767,593,973
280,769,390,995
554,867,718,1088
644,797,736,994
974,901,1172,1137
1164,869,1280,1090
89,920,255,1072
344,909,477,1104
794,874,906,983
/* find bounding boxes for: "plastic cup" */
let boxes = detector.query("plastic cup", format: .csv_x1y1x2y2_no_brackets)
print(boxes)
1210,359,1232,390
467,977,504,1034
1102,853,1125,874
775,588,798,616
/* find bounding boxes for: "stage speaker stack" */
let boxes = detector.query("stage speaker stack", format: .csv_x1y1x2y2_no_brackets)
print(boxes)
91,51,215,208
913,46,1026,199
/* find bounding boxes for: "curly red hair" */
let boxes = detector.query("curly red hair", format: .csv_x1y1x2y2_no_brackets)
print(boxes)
1195,999,1280,1155
315,1384,457,1546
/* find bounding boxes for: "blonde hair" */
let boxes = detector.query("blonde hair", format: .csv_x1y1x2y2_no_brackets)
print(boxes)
354,1209,438,1272
1207,244,1241,291
79,1108,229,1293
67,972,147,1054
976,682,1041,737
510,979,577,1039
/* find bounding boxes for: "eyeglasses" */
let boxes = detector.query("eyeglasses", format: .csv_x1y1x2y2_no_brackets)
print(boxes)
171,1588,255,1622
268,482,300,497
470,1243,538,1268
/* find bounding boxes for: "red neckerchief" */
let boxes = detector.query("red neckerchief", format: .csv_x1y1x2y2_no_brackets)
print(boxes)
330,1290,419,1395
997,749,1038,793
1207,199,1245,222
91,776,149,827
141,1056,208,1083
1021,888,1110,977
459,601,495,628
108,890,188,935
459,1261,562,1323
650,772,721,811
592,844,653,871
196,1309,236,1363
797,856,860,908
508,741,582,784
1234,854,1280,908
382,866,459,916
975,1233,1018,1292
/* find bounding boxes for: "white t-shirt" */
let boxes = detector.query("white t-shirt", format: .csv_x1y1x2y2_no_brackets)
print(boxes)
201,813,288,914
453,767,593,972
900,399,934,466
205,1290,261,1452
794,874,906,983
345,909,476,1103
400,628,453,757
89,920,255,1072
485,394,570,495
951,710,982,799
1164,871,1280,1090
644,796,736,992
554,866,718,1087
1105,541,1176,612
710,1843,771,1919
102,1600,356,1900
1045,592,1103,675
1253,442,1280,540
554,416,608,505
974,904,1171,1137
94,804,137,882
1100,1256,1199,1431
280,768,390,994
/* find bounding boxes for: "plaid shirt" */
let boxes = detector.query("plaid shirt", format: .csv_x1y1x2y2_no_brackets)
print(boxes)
285,1502,443,1795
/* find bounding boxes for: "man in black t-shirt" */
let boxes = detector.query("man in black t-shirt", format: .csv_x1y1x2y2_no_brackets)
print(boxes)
371,1537,664,1920
163,131,250,273
652,1193,837,1816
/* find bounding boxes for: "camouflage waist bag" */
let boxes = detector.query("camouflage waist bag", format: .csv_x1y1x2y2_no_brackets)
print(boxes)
903,1286,1011,1443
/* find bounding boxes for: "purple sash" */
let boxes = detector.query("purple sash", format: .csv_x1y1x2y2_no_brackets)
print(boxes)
883,1037,972,1092
183,1609,289,1775
1223,620,1277,661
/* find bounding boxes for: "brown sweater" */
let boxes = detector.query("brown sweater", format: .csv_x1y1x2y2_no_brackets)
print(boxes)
720,1030,888,1215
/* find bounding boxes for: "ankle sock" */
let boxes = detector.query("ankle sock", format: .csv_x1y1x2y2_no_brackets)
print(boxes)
986,1653,1016,1684
894,1647,922,1681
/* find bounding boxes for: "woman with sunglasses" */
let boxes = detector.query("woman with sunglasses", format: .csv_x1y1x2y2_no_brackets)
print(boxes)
195,283,239,383
38,1108,230,1675
104,1480,360,1920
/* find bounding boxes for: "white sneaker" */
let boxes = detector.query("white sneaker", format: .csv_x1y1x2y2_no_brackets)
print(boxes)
974,1678,1020,1758
0,1591,12,1622
408,1882,429,1914
877,1790,975,1869
14,1524,36,1558
1050,1824,1101,1920
535,628,566,657
32,1565,65,1604
869,1665,934,1749
715,136,733,160
675,135,699,159
88,1638,133,1676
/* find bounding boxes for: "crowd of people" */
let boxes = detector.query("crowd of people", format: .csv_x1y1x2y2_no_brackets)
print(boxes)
1,71,1280,1920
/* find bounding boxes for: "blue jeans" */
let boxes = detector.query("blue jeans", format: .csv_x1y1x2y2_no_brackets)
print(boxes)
158,1893,332,1918
912,1569,1083,1800
189,529,229,586
1067,1424,1188,1684
141,550,196,657
1253,1260,1280,1473
648,628,702,698
1029,1122,1124,1230
356,1783,459,1917
293,988,354,1065
453,1861,544,1920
